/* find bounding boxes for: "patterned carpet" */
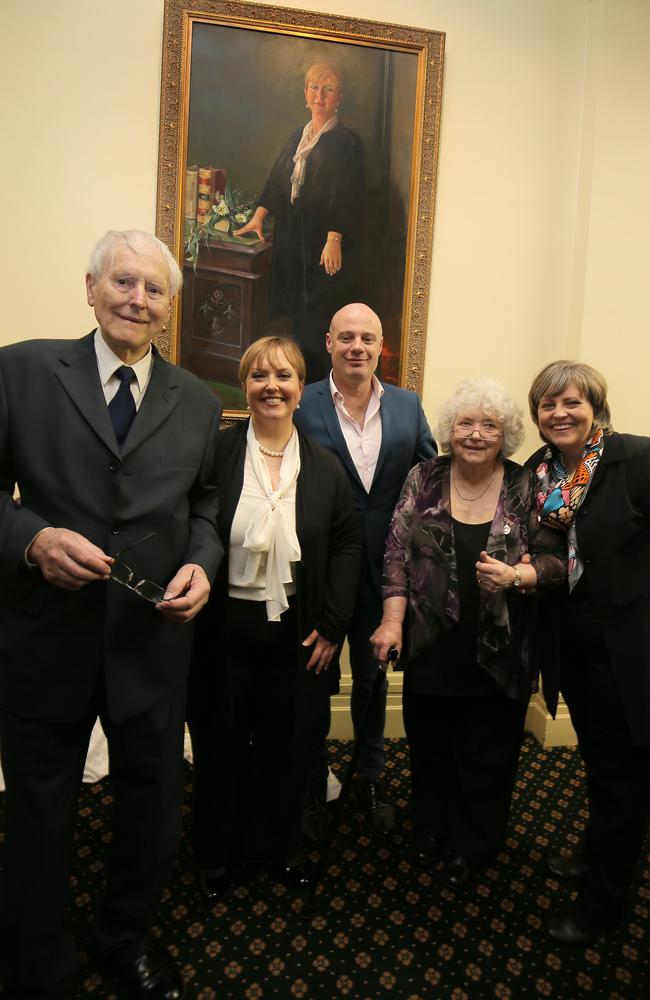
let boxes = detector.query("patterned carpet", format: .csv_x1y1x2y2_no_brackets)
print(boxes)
3,736,649,999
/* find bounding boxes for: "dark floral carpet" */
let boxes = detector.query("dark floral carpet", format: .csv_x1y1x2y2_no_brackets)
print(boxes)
3,737,649,999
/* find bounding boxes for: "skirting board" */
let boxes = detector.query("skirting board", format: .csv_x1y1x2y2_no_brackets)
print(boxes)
525,691,577,748
330,670,577,749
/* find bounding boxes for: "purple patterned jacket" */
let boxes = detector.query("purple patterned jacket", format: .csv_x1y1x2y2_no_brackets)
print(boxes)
383,455,566,700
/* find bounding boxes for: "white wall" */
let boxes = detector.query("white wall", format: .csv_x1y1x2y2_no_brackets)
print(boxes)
575,0,650,435
1,0,648,445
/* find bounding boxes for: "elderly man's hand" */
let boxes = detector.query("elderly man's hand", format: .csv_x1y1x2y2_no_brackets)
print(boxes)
156,563,210,623
28,527,112,590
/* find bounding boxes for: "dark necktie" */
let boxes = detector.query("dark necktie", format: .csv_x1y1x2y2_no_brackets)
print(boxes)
109,366,137,446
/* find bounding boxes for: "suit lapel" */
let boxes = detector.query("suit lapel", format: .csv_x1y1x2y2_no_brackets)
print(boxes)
55,333,119,456
121,350,181,457
315,383,365,491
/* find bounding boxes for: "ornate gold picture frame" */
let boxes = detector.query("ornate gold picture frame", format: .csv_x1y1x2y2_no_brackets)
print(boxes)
156,0,444,417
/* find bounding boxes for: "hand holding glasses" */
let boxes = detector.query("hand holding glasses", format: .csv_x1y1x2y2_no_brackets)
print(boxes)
109,532,194,605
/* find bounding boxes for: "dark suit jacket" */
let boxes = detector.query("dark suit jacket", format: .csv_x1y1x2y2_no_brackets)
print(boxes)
527,432,650,743
294,378,436,603
0,332,223,724
189,420,360,726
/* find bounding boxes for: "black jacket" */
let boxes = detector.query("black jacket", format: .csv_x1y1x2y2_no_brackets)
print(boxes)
0,333,223,724
189,420,360,725
527,432,650,743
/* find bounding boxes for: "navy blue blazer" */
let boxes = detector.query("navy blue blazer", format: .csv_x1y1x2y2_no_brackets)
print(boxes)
294,378,436,602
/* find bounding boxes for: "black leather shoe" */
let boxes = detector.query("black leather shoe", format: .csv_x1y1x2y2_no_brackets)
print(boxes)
355,778,396,838
199,866,230,900
412,832,446,869
301,784,330,845
447,855,472,891
277,862,312,891
547,911,599,947
104,940,185,999
546,853,589,880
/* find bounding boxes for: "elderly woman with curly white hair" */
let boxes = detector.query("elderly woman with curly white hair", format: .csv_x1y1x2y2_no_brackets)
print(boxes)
372,377,565,889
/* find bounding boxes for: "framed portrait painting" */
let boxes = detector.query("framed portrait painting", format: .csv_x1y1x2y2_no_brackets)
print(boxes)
156,0,445,416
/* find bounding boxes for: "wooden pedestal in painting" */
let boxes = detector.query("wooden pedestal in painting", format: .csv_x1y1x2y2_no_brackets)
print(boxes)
181,239,273,386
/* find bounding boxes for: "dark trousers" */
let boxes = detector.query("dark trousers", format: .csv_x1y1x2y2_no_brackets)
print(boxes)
403,686,527,863
0,682,186,994
189,598,314,868
348,601,387,779
559,610,650,930
308,599,386,791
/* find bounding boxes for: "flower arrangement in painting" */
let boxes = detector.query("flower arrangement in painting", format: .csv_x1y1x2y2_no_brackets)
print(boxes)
185,183,260,269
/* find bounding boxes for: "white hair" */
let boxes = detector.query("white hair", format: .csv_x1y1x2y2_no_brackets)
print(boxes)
87,230,183,297
436,376,525,458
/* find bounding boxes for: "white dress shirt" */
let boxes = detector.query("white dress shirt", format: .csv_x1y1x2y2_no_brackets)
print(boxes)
94,329,152,409
330,372,384,493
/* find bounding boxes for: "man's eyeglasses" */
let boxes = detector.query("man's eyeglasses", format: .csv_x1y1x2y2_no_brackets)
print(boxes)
453,419,503,442
109,532,166,604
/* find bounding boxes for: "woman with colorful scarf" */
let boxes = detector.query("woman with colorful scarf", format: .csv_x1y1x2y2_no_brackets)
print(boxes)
527,360,650,946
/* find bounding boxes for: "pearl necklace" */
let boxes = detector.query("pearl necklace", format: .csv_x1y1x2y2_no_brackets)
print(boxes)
259,444,284,458
452,467,497,501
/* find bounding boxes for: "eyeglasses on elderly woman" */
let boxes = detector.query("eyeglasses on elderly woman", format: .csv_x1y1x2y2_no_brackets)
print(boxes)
452,418,503,442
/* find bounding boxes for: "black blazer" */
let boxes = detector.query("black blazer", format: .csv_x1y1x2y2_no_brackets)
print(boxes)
527,432,650,743
189,420,360,725
0,332,223,723
294,378,436,602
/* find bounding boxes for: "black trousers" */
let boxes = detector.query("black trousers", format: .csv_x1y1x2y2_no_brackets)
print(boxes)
189,597,314,868
307,596,386,794
403,684,527,863
0,679,186,994
558,607,650,930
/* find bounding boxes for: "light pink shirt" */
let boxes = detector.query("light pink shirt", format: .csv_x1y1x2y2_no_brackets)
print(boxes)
330,372,384,493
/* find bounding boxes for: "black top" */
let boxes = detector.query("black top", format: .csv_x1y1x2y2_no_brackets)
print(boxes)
407,518,499,697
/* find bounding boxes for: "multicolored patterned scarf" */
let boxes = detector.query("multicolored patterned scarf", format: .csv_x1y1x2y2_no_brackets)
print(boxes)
534,429,604,591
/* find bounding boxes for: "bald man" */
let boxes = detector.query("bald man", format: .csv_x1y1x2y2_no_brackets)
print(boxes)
294,304,436,835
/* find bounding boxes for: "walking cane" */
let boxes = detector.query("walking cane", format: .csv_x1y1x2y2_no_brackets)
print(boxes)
301,648,398,913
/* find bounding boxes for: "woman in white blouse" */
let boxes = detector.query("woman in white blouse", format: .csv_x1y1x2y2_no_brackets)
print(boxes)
187,337,360,898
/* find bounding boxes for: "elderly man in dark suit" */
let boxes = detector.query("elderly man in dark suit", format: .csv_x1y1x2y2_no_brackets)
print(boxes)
0,230,223,1000
294,303,436,836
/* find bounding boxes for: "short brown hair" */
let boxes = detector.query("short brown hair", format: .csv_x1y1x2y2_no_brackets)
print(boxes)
528,360,613,436
239,336,306,386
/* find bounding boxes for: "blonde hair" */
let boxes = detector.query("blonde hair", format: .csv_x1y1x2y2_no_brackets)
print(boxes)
528,360,612,437
436,376,525,458
239,336,306,385
304,61,345,99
